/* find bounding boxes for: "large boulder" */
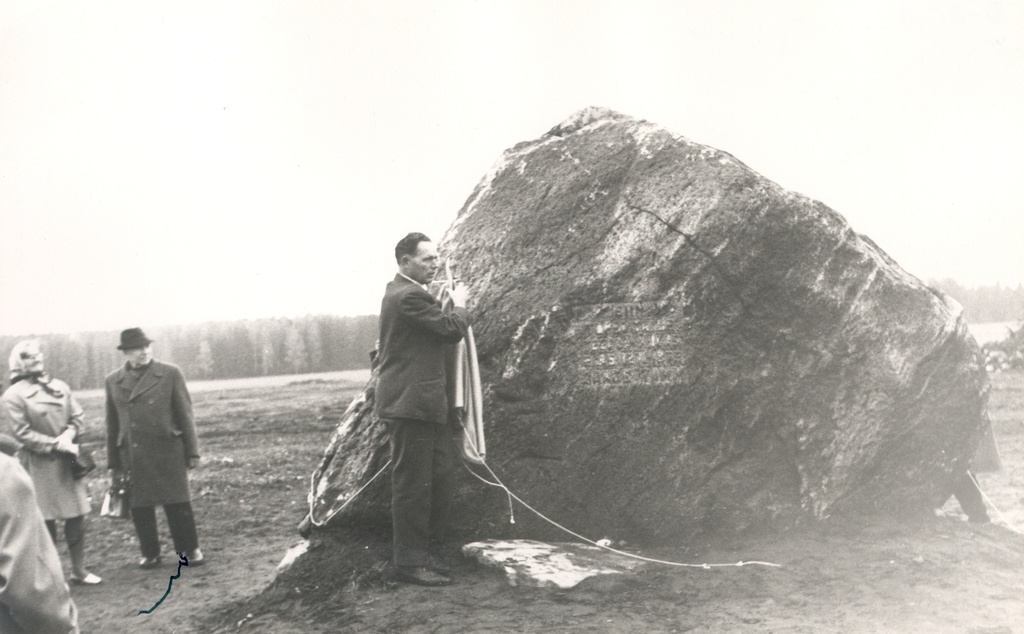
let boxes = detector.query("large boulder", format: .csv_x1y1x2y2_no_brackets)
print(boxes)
309,107,989,544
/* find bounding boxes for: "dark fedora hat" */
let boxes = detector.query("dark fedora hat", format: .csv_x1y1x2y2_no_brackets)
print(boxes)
117,327,153,350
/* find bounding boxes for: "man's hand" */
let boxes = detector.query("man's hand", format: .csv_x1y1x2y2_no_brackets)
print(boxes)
447,283,470,308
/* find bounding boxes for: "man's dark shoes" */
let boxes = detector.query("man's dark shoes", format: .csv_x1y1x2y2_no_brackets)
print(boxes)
428,557,452,576
395,566,452,587
139,555,162,569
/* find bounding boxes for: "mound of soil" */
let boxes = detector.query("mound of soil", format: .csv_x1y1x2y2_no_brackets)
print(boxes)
201,514,1024,634
205,527,394,632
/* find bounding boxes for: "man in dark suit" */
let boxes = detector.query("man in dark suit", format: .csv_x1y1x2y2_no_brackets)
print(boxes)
376,233,471,586
105,328,204,569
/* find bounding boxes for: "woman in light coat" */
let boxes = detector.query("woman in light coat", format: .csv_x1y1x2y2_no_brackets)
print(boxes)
2,340,101,585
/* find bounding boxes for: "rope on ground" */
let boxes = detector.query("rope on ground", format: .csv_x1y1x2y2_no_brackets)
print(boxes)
305,437,779,568
459,433,781,570
968,471,1021,534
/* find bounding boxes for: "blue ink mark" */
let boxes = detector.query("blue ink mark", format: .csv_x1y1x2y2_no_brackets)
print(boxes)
137,552,189,615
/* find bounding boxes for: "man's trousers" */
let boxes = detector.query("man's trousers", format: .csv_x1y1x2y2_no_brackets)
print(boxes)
951,470,989,522
130,501,200,558
386,418,457,568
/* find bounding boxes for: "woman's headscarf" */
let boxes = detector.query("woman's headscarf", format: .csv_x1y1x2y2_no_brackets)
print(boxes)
7,339,63,396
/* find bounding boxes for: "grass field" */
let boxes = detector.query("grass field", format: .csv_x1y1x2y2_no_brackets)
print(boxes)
62,369,1024,633
968,320,1023,346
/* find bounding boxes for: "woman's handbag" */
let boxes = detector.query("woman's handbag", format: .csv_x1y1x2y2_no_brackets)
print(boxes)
100,473,131,520
63,443,96,480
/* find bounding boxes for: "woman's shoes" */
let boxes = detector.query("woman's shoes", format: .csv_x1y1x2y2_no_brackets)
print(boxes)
69,572,103,585
139,555,162,569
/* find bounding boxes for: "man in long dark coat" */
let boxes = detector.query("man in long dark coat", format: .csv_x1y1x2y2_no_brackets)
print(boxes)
375,232,471,586
105,328,203,568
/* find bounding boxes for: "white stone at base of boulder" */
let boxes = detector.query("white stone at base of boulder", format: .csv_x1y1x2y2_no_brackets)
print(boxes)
277,540,310,573
462,539,648,588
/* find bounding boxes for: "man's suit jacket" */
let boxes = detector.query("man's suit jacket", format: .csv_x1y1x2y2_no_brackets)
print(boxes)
105,361,199,506
375,275,470,424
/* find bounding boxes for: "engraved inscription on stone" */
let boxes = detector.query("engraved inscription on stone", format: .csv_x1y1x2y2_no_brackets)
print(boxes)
569,301,688,388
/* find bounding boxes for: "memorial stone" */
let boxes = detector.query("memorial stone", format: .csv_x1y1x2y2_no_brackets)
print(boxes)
308,107,989,544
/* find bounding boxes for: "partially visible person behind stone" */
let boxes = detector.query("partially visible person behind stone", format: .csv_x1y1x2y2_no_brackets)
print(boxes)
0,432,80,633
104,328,204,569
950,413,1002,524
375,232,472,587
2,340,101,585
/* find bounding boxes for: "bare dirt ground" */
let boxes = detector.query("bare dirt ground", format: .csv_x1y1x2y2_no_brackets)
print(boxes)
68,375,355,633
67,370,1023,633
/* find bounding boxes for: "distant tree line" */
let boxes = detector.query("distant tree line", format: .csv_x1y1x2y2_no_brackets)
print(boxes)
0,315,378,391
3,281,1019,390
929,280,1024,323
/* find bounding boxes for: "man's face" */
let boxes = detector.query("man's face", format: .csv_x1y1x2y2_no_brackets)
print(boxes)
123,344,153,367
401,241,440,285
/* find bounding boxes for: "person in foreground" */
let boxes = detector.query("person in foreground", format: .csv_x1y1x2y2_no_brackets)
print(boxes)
375,232,471,586
2,340,101,585
104,328,204,569
0,432,80,634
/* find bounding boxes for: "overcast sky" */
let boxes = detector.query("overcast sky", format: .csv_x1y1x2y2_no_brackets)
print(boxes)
2,1,1022,337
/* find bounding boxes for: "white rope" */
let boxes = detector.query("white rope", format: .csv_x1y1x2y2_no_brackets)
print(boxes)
307,459,392,528
462,459,517,523
968,471,1021,534
306,441,1021,560
459,433,781,569
306,434,779,568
